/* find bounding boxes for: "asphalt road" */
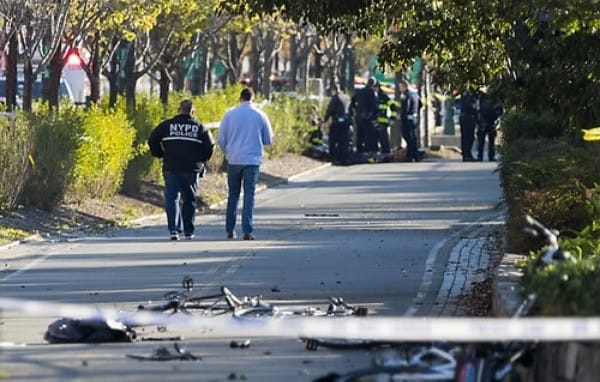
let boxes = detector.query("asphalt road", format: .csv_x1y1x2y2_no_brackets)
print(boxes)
0,158,502,381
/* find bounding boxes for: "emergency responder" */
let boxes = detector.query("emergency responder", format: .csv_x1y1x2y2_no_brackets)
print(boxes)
476,93,504,161
459,90,478,162
148,99,215,240
324,84,352,165
398,79,420,162
375,83,398,155
350,77,378,153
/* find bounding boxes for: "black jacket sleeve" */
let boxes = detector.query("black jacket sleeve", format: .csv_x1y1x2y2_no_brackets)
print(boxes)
147,123,165,158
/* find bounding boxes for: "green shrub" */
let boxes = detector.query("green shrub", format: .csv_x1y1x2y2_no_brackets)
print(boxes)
21,105,82,210
522,220,600,315
121,95,168,192
0,111,31,211
499,138,600,251
192,85,244,124
68,105,135,201
500,109,567,147
262,96,317,158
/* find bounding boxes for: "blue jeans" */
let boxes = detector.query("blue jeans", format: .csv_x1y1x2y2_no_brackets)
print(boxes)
226,164,260,234
163,170,200,235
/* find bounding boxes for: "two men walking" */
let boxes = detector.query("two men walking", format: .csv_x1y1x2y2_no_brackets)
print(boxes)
148,89,273,241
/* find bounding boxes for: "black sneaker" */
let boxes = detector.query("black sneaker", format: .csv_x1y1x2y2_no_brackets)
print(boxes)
243,234,255,241
227,232,236,239
184,234,194,240
170,232,180,241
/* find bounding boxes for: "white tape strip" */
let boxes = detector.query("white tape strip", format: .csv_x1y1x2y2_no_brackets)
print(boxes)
1,297,598,342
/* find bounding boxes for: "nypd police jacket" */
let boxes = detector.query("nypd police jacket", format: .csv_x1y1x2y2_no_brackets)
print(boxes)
147,114,215,174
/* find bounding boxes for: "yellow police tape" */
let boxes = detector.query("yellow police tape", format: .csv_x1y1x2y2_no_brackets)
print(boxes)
582,127,600,142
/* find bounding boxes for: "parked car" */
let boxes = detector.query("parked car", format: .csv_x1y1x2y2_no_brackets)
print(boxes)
0,77,74,108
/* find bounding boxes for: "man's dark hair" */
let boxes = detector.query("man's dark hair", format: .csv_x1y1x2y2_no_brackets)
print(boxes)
179,99,194,115
398,79,409,88
240,88,254,102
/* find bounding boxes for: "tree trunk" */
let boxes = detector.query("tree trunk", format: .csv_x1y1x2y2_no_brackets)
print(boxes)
123,40,136,111
88,39,102,104
46,43,64,110
289,36,298,91
159,67,170,105
172,63,186,91
347,45,355,93
249,34,260,93
226,30,242,86
312,38,323,78
5,33,18,111
22,60,34,112
106,50,120,108
197,44,208,95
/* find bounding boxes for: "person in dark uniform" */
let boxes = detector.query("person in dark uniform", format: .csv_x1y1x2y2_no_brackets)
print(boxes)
324,84,352,164
459,90,478,162
398,79,420,162
476,93,504,161
350,77,378,153
148,99,215,240
375,83,397,155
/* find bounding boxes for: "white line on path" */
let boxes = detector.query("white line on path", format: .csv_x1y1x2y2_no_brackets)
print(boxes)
1,252,59,282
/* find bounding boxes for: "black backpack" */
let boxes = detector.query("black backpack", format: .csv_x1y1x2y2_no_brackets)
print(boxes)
44,317,136,343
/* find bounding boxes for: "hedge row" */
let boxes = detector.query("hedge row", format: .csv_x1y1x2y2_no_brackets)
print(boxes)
0,90,319,212
499,109,600,315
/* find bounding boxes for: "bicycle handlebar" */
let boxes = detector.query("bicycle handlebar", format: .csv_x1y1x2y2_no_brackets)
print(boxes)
524,214,574,265
524,214,558,249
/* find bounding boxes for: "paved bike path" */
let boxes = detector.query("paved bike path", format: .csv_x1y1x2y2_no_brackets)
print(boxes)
0,158,503,381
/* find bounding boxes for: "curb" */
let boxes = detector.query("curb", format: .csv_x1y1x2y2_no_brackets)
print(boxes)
492,252,525,317
0,233,43,252
287,162,331,182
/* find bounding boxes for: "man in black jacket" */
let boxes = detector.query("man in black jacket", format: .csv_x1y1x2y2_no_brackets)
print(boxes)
148,99,215,240
459,90,478,162
476,93,504,161
351,77,378,153
324,84,351,164
398,79,420,162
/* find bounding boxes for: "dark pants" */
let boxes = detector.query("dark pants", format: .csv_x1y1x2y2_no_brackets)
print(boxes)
402,120,418,161
477,123,497,160
329,122,351,163
376,123,391,154
355,117,377,153
459,114,476,160
163,170,200,235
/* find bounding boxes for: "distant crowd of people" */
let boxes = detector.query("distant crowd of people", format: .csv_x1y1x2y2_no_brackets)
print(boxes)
319,78,504,165
321,77,423,165
458,90,504,162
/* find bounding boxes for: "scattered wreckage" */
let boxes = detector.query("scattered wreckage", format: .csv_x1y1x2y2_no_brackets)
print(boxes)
38,276,369,345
